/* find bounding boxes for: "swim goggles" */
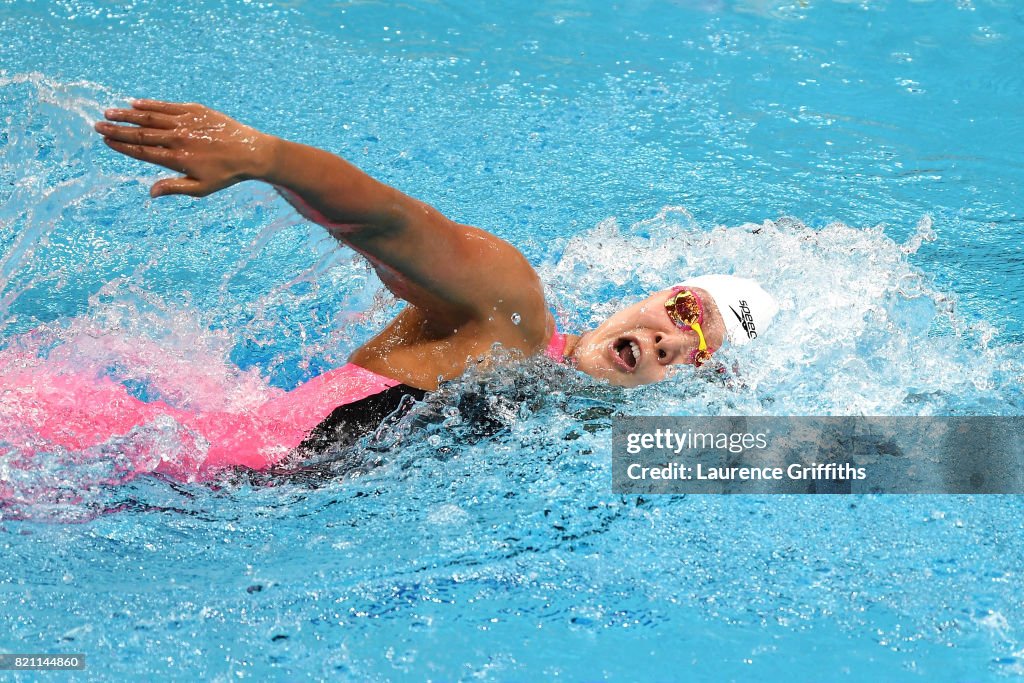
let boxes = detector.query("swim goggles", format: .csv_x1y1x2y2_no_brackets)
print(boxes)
664,288,713,367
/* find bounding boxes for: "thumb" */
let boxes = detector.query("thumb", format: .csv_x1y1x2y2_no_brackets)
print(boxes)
150,176,209,198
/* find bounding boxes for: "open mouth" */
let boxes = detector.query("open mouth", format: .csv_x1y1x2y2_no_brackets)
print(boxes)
611,337,641,371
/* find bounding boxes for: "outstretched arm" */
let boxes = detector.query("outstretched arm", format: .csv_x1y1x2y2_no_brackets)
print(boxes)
94,100,545,336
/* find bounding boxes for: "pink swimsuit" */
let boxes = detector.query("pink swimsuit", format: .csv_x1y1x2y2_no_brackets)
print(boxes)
544,329,569,362
3,331,571,480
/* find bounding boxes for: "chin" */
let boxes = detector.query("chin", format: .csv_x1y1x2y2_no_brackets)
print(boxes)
612,374,657,388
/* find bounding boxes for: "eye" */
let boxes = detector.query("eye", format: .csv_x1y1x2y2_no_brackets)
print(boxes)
658,349,666,359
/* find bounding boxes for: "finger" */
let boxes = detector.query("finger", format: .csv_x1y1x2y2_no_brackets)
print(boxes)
104,108,177,129
103,138,188,173
151,176,211,198
130,98,193,115
95,121,174,146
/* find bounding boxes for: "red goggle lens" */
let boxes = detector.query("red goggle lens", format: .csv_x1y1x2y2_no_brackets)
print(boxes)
665,290,702,328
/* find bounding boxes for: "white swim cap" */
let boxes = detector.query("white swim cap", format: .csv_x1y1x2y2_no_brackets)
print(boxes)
679,274,779,346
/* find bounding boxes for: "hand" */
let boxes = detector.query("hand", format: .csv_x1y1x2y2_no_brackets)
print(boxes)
94,99,277,198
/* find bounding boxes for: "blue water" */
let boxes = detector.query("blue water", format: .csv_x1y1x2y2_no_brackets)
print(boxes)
2,0,1023,680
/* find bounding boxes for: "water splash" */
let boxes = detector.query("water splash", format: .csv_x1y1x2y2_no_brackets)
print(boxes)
541,208,1022,416
0,74,401,519
4,208,1021,519
2,75,1022,524
0,74,122,314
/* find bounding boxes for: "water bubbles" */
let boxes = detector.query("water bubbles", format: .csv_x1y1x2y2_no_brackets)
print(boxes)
426,503,469,526
896,78,925,94
442,405,462,427
972,25,1004,43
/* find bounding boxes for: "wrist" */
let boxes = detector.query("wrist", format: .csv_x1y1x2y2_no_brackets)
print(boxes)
247,133,284,182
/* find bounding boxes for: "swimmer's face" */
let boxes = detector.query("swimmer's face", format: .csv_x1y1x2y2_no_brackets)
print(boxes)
572,287,715,388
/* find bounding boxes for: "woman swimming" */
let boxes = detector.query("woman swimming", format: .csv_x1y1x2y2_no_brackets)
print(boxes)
86,99,779,471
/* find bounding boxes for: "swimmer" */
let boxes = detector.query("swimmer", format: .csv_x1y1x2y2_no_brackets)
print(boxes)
87,99,779,469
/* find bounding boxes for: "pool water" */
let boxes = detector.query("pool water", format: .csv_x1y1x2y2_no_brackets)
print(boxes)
1,0,1023,680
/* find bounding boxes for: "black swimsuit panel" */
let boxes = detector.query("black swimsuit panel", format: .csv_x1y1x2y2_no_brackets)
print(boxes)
298,383,427,454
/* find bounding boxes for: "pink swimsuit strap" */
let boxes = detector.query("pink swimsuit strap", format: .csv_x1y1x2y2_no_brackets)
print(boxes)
284,362,402,407
544,329,569,362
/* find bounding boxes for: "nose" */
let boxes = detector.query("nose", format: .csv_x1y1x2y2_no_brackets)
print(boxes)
653,332,688,365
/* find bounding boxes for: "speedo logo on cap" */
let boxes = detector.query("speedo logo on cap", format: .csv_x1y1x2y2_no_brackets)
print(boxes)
729,300,757,339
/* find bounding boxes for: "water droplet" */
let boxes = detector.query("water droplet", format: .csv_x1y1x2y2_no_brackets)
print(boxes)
511,312,521,325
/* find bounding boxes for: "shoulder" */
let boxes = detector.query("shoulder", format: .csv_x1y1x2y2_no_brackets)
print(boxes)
471,263,550,355
449,223,548,338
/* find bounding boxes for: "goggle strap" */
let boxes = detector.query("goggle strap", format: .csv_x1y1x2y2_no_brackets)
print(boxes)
690,321,708,352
